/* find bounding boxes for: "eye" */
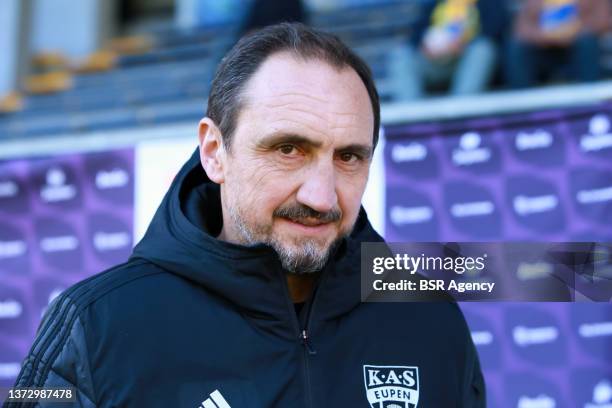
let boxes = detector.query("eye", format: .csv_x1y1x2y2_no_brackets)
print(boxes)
278,144,298,155
276,144,301,158
338,152,360,163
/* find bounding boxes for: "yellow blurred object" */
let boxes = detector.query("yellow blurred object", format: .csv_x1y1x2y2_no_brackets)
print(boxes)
74,50,118,73
544,0,576,6
108,35,153,55
25,71,73,94
32,52,69,70
0,92,23,113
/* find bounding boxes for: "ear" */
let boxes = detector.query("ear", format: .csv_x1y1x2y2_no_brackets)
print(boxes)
198,117,225,184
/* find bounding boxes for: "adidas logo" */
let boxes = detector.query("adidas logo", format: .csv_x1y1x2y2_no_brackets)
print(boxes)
198,389,232,408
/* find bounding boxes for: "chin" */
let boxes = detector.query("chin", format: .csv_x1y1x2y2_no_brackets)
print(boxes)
274,233,329,252
283,234,331,249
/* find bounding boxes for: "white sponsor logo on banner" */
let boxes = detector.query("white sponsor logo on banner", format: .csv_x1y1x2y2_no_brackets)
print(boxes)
0,240,26,259
0,299,22,318
40,167,76,202
451,201,494,218
577,186,612,204
390,206,433,225
515,130,553,151
579,322,612,338
586,380,612,408
40,235,79,252
392,143,428,163
471,330,493,346
0,181,18,198
513,326,559,346
513,195,558,216
452,132,491,166
517,394,556,408
581,114,612,152
95,169,129,189
0,363,21,379
517,262,553,281
93,231,130,251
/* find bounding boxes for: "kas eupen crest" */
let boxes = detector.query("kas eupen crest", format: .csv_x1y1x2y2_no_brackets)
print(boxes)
363,365,419,408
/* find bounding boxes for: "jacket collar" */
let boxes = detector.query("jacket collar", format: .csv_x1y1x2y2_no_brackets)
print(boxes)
131,148,384,326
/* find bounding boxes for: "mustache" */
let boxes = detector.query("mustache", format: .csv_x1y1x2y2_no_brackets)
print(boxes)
274,203,342,223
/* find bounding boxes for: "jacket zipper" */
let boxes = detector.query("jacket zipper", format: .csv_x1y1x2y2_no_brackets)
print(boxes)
280,272,319,408
301,330,316,355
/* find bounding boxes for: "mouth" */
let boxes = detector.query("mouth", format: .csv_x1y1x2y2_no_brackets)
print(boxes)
279,217,335,234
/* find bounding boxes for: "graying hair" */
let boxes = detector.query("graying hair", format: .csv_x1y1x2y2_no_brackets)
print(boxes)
206,22,380,151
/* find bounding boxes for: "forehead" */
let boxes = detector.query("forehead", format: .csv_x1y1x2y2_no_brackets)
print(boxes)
236,52,374,146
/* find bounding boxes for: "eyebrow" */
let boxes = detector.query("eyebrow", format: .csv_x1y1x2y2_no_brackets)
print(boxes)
257,133,373,158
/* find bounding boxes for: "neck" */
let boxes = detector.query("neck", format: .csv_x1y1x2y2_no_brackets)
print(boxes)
286,272,320,303
217,217,242,245
216,202,322,303
217,225,229,242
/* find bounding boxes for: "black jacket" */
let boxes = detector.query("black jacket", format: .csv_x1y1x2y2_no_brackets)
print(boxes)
5,148,485,407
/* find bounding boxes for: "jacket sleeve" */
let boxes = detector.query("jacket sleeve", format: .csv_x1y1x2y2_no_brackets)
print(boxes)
452,302,486,408
2,295,97,408
463,343,486,408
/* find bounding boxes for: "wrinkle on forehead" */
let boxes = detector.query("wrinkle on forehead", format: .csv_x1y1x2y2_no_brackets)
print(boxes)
242,52,371,110
236,52,374,145
261,97,329,124
230,53,374,151
262,91,329,105
262,96,363,125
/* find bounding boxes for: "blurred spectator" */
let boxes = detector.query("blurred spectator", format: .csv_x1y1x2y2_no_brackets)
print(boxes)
506,0,612,88
388,0,507,101
241,0,307,34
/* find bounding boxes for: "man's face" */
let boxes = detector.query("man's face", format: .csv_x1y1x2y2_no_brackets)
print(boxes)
213,52,374,273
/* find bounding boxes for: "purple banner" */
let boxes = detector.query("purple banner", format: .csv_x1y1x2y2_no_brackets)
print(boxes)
0,148,134,387
384,104,612,407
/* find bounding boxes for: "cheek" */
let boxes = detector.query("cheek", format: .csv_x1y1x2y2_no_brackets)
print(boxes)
228,163,296,216
337,174,368,227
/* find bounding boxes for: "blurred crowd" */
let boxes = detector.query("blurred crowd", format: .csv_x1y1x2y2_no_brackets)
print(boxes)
388,0,612,100
2,0,612,114
241,0,612,101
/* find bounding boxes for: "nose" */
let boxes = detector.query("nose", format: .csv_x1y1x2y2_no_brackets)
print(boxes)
296,160,338,214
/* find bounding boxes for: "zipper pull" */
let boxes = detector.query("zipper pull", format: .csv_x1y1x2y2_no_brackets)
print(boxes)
301,330,317,355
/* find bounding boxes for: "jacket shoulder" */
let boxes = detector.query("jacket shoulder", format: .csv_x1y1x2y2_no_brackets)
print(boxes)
5,260,167,407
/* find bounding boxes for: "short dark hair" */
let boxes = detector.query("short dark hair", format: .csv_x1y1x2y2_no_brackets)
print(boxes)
206,22,380,151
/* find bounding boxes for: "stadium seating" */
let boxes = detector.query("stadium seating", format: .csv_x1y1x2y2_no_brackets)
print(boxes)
0,1,420,139
7,0,612,138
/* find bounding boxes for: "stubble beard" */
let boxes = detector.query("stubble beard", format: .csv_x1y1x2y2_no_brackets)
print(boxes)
227,201,345,275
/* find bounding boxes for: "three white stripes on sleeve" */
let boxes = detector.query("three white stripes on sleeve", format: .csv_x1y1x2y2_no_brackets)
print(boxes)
200,389,232,408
